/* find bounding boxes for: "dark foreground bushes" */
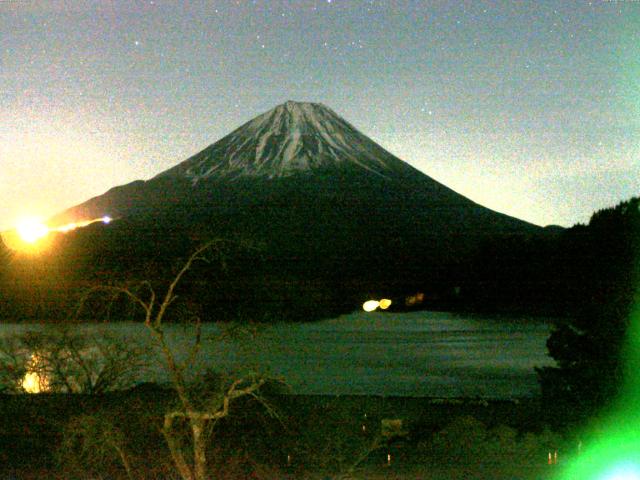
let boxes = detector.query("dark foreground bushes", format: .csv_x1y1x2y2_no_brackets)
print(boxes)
418,415,565,478
0,389,573,479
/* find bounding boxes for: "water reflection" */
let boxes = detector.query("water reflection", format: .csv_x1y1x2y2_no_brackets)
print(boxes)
21,354,49,393
0,330,147,394
0,312,553,398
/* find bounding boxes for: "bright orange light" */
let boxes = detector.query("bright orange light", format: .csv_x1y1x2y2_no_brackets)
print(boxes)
2,214,113,252
363,300,380,312
16,218,49,244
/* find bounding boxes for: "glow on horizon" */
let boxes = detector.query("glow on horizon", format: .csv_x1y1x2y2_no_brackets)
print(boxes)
15,217,48,244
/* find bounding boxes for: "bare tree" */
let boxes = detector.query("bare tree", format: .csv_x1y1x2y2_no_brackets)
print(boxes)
86,241,270,480
0,328,147,394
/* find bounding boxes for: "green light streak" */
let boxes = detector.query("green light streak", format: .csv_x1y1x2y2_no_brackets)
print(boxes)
554,305,640,480
555,234,640,480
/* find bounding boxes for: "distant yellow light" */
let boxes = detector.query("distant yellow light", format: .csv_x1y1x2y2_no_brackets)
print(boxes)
16,218,49,244
363,300,380,312
379,299,392,310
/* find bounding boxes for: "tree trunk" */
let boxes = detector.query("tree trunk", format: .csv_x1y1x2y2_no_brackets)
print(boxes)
163,414,195,480
192,417,208,480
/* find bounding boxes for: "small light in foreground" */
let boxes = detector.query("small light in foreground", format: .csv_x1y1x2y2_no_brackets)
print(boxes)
379,298,392,310
363,300,380,312
102,215,111,224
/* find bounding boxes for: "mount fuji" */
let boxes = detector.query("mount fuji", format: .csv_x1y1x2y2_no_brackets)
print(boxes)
50,101,542,318
54,100,536,232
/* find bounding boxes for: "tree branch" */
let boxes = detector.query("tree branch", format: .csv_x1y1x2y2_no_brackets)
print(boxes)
154,241,222,328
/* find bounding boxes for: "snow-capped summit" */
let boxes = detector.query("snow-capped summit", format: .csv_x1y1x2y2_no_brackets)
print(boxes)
155,100,408,183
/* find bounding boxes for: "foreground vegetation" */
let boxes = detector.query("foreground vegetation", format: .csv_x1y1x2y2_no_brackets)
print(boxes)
0,390,571,479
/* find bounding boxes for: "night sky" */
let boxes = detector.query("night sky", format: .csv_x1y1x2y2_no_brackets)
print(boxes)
2,0,638,230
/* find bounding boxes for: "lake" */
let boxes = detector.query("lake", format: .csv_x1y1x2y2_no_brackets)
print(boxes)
0,311,555,398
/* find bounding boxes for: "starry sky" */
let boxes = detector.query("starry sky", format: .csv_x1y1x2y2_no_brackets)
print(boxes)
1,0,638,230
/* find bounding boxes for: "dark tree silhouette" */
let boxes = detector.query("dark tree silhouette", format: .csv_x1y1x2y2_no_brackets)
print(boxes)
537,197,640,423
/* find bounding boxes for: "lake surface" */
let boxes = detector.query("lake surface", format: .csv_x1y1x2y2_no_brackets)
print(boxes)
0,311,555,398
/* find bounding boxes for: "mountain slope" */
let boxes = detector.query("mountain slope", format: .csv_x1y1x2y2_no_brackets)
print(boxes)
48,101,543,318
53,101,536,234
